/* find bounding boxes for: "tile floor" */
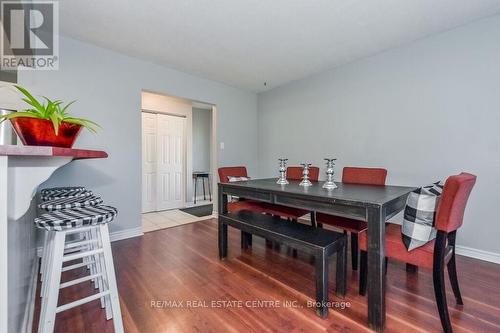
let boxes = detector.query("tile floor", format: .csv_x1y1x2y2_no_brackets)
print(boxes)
142,205,214,233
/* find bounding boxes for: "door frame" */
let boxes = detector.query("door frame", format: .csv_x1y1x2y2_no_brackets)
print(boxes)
141,90,217,214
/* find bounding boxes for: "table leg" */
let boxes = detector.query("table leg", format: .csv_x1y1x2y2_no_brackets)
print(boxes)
208,175,212,201
194,177,197,204
218,221,227,259
310,211,317,227
202,177,206,201
367,206,386,332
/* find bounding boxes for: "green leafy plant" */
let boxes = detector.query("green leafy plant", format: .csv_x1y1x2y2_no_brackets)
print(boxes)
0,85,100,134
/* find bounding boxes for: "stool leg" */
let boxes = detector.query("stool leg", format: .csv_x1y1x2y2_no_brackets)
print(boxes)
99,224,124,332
90,228,105,310
41,231,55,299
40,231,48,277
95,226,112,318
39,231,65,333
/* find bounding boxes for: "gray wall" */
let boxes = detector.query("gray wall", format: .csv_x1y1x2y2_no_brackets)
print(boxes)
19,36,258,236
192,107,212,173
258,15,500,256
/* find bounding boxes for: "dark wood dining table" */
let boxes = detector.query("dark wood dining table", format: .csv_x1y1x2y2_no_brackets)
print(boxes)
218,178,416,332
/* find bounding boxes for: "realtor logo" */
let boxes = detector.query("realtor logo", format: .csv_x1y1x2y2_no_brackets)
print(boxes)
1,1,59,70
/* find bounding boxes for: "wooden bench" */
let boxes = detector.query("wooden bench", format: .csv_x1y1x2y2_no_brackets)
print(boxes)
218,209,347,318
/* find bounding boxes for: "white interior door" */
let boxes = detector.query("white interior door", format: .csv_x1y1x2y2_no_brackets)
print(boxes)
142,113,157,213
156,114,185,210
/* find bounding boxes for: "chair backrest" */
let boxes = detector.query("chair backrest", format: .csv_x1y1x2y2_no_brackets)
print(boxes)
287,166,320,181
435,172,476,233
218,166,248,183
342,167,387,186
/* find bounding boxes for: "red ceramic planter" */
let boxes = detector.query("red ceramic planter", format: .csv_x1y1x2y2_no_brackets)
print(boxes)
10,117,82,148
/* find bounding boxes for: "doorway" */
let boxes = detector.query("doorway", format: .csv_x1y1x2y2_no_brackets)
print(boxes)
142,112,186,212
141,91,216,233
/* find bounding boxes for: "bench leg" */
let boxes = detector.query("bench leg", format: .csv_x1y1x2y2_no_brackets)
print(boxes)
218,222,227,259
315,250,329,318
336,239,347,298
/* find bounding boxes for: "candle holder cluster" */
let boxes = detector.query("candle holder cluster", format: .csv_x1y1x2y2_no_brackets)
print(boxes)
322,158,337,189
276,158,289,185
299,163,313,187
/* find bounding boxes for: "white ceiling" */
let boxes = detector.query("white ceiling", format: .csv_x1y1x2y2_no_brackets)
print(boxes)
60,0,500,92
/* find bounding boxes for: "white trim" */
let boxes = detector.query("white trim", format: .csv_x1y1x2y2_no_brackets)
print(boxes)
456,245,500,264
37,227,144,257
109,226,144,242
20,256,39,333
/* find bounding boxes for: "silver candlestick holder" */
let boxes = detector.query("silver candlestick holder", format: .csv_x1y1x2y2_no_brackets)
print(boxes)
299,163,313,187
322,158,337,189
276,158,289,185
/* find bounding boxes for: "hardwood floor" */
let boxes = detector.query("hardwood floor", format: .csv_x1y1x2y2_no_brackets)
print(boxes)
33,219,500,332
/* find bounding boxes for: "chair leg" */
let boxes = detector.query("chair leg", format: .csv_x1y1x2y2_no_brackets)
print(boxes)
433,232,453,333
447,251,463,305
406,263,418,273
351,233,358,270
336,238,347,297
359,250,367,296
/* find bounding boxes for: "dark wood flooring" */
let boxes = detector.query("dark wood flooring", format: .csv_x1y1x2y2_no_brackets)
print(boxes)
32,219,500,332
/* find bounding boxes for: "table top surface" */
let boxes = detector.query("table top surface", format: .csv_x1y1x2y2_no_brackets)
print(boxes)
193,171,210,176
0,145,108,160
220,178,416,206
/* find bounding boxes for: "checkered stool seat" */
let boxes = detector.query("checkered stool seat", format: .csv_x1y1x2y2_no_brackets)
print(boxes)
42,189,93,201
38,195,103,212
35,205,118,231
40,186,86,197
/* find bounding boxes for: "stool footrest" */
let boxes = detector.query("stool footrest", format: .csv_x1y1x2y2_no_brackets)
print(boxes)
65,239,98,250
63,248,103,262
56,291,110,313
60,273,102,289
62,261,95,272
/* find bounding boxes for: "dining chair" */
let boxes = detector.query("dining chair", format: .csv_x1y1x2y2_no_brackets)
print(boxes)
316,167,387,270
258,166,320,222
217,166,266,214
358,172,476,333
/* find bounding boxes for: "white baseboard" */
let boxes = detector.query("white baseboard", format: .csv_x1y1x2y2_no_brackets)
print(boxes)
21,256,39,333
455,245,500,264
109,226,144,242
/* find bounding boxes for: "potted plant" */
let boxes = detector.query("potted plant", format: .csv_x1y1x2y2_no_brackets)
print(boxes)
0,86,99,148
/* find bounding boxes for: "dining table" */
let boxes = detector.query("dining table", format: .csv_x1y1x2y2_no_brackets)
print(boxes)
218,178,416,332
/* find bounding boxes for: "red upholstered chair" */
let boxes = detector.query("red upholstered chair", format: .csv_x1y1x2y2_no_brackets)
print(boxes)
316,167,388,270
217,166,266,214
359,172,476,333
258,166,320,221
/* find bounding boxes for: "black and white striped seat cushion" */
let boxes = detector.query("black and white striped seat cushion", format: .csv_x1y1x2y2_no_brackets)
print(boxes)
40,186,86,197
35,205,118,231
38,195,103,212
42,189,93,201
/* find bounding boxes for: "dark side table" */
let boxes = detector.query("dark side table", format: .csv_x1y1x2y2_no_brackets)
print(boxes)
193,171,212,204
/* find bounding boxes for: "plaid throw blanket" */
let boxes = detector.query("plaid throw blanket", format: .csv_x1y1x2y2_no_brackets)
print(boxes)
402,181,444,251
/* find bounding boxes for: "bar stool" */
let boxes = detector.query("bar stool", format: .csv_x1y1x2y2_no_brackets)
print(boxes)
39,187,96,284
35,205,124,333
38,191,104,296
